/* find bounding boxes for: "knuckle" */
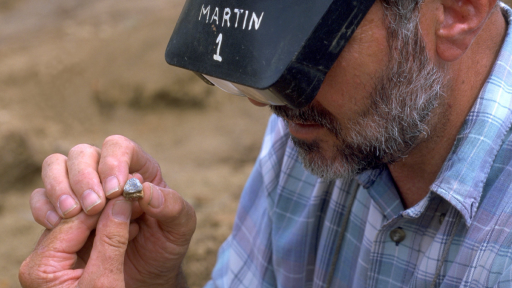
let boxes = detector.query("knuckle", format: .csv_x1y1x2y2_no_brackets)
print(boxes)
188,203,197,223
99,233,128,250
30,188,45,201
101,156,123,169
69,168,97,188
104,135,131,147
68,143,95,157
29,189,48,218
184,201,197,230
41,157,69,194
169,195,186,216
18,257,42,288
18,259,31,286
103,135,136,158
19,256,63,288
42,153,66,169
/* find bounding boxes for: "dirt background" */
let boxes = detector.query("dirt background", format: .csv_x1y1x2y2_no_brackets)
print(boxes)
0,0,272,287
1,1,510,287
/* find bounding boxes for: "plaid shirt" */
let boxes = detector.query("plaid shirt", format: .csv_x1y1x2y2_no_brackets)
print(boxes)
206,5,512,288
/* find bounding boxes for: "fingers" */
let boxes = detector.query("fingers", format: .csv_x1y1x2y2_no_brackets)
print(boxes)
98,135,167,199
67,144,105,215
36,135,164,231
21,198,132,288
39,212,100,255
79,197,131,288
30,188,61,229
75,221,139,269
138,183,196,247
41,153,81,218
41,144,104,218
19,212,100,288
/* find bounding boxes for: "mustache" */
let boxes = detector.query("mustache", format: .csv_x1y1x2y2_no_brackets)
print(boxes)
270,103,342,136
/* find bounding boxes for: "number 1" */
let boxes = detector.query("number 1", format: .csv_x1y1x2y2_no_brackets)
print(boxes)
214,33,223,62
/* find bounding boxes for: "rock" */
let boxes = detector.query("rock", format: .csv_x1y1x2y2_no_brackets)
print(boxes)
123,178,143,200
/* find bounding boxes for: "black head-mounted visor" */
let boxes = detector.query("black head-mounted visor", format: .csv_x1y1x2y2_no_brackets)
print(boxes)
165,0,375,108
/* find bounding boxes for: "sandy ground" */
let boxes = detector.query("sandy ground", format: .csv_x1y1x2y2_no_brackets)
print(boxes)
2,1,511,287
0,0,270,287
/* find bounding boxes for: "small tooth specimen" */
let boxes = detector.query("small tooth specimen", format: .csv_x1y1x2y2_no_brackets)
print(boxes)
123,178,143,200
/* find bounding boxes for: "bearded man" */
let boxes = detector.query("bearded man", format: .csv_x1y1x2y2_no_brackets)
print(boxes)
19,0,512,287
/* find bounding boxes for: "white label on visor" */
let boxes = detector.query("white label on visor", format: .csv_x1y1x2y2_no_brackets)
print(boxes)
199,4,264,63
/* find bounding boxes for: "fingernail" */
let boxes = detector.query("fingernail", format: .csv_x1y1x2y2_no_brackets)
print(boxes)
148,184,163,209
45,210,61,228
82,189,101,212
112,200,131,222
58,195,78,216
104,176,120,196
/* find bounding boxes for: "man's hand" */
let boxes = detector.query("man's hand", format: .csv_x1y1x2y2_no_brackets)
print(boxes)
20,135,196,287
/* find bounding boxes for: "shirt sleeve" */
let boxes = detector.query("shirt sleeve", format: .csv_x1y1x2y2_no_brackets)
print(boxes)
205,115,286,288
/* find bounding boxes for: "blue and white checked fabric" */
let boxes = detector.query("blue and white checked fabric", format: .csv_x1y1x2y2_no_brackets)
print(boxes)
205,5,512,288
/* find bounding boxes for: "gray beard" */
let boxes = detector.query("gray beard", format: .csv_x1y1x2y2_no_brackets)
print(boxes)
271,19,448,180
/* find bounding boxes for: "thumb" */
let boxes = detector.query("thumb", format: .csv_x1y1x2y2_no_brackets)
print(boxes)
139,183,196,246
79,197,132,287
19,212,100,288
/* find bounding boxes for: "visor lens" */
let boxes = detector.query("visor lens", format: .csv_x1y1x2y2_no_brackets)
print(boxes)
232,83,285,106
203,75,285,106
202,75,244,96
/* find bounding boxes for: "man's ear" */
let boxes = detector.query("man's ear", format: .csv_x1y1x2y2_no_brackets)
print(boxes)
436,0,498,61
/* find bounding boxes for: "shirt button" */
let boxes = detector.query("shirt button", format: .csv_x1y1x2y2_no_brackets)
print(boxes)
439,213,446,225
389,227,406,246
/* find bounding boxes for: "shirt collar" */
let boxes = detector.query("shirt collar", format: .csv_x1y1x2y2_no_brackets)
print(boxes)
431,4,512,226
357,4,512,226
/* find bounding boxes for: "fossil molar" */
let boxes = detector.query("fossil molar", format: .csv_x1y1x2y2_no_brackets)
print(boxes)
123,178,143,200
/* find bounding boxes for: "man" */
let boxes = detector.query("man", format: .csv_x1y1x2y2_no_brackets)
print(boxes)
19,0,512,287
